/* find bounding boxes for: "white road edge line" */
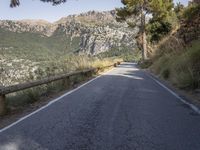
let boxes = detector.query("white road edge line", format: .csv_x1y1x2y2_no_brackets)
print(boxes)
146,73,200,115
0,68,115,133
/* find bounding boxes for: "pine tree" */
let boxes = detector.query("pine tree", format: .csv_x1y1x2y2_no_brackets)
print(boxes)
116,0,173,60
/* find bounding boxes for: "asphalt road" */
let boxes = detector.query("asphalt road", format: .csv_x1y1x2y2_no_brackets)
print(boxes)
1,62,200,150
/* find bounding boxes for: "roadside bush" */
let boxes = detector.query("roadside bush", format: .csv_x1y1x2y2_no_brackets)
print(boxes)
161,68,170,79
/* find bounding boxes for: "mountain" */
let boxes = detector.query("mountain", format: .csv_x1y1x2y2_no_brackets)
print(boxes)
0,10,139,86
0,10,138,57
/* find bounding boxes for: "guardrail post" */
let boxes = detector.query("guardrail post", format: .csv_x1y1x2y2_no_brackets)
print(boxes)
83,70,91,78
88,70,94,77
0,94,6,116
94,68,99,74
63,77,70,89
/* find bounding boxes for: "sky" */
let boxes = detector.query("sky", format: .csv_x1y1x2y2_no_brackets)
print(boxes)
0,0,190,22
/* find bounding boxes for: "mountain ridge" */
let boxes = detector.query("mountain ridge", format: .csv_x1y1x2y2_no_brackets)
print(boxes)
0,10,138,55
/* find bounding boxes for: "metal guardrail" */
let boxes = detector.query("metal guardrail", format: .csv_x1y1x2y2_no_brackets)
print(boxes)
0,62,121,115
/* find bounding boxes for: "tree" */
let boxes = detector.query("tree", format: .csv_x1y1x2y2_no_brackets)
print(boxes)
116,0,173,60
174,2,185,20
10,0,67,7
174,2,184,14
116,0,149,60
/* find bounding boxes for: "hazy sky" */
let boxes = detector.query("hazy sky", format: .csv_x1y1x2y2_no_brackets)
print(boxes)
0,0,190,22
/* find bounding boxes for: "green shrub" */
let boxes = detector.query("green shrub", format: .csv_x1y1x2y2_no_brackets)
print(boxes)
161,68,170,79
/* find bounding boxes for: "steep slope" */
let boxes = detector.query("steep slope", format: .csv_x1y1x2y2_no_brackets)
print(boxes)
149,3,200,90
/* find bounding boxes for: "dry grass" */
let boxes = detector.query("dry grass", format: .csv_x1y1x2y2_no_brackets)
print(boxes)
151,35,185,58
150,37,200,90
92,57,122,68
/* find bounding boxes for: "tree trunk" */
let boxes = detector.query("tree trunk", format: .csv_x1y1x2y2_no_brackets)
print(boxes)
142,29,148,60
141,8,148,60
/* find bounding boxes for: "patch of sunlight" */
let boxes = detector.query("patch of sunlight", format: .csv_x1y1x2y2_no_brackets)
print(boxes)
0,136,48,150
109,74,144,80
1,142,19,150
129,68,139,71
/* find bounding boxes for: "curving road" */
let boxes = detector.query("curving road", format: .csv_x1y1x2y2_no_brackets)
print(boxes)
1,62,200,150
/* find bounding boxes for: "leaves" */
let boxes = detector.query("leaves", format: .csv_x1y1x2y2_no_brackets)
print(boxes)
10,0,20,7
117,0,174,21
147,20,172,42
116,8,132,22
150,0,174,20
10,0,67,7
40,0,67,5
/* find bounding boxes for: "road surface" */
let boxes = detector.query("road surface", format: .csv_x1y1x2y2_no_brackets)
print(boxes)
0,62,200,150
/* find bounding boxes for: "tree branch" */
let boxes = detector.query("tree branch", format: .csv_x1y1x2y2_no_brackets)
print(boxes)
10,0,67,7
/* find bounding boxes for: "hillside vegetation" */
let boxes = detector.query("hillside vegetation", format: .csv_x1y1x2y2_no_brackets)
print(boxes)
148,2,200,90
